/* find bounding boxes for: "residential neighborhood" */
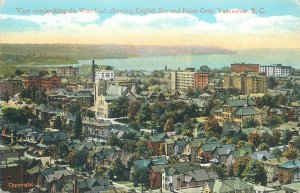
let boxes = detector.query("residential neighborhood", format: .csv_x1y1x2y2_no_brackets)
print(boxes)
0,62,300,193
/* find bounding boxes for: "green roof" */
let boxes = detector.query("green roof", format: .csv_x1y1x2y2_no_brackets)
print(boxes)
134,159,151,169
165,138,175,145
213,179,253,192
234,147,253,158
201,142,221,152
280,160,300,169
26,165,41,175
225,99,256,107
233,107,260,116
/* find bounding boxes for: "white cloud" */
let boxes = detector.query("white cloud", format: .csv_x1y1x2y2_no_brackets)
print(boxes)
102,13,199,28
0,12,100,31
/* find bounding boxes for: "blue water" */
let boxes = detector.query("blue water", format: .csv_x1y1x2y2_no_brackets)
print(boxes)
78,49,300,71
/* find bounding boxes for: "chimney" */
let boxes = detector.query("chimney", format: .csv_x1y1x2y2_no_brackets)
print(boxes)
92,60,96,83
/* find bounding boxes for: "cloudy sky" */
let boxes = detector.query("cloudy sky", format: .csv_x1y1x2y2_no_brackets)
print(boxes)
0,0,299,49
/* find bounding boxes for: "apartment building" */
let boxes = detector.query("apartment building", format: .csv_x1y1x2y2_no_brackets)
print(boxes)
95,70,114,80
171,68,208,91
224,74,267,95
231,63,260,73
58,66,79,76
259,64,291,76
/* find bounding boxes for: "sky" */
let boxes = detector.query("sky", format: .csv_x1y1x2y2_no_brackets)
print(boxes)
0,0,299,49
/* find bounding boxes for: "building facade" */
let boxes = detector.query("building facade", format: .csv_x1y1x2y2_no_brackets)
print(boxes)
259,64,291,76
224,74,267,95
231,63,260,73
22,71,62,91
58,66,79,76
171,68,209,91
0,80,23,96
95,70,114,81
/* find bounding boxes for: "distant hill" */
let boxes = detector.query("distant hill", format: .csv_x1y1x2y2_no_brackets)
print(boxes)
0,44,235,65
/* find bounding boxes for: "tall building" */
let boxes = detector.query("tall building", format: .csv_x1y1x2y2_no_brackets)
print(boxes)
95,70,115,81
259,64,291,76
231,63,260,73
171,68,209,91
224,74,267,95
58,66,79,76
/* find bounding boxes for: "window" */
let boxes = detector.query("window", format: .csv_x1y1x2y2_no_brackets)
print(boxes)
7,176,13,181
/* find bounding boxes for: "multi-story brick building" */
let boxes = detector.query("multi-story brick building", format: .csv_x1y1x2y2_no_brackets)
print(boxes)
58,66,79,76
22,71,61,91
171,68,209,91
259,64,291,76
224,74,267,95
231,63,260,73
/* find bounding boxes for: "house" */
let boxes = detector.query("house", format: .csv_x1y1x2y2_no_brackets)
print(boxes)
161,162,218,192
147,133,167,156
174,139,186,155
35,166,74,193
0,156,42,192
278,160,300,184
206,179,254,193
150,164,167,189
227,147,253,172
251,150,270,162
262,157,288,182
213,99,262,127
198,142,222,163
182,138,206,162
76,177,113,193
212,144,235,166
164,138,175,156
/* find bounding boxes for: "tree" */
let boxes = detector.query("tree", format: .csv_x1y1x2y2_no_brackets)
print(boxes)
2,107,33,125
67,150,89,169
164,118,175,132
53,116,62,130
169,155,179,164
243,119,259,128
260,132,274,147
267,77,277,89
270,148,282,158
108,158,127,181
108,135,124,148
132,168,150,188
128,100,141,120
199,65,211,72
204,117,223,139
1,93,10,104
284,147,298,160
109,97,129,118
244,160,267,185
234,157,250,178
213,165,226,180
137,103,151,125
186,87,194,98
159,143,165,156
272,130,281,146
72,112,82,139
285,80,294,89
283,130,293,144
136,140,148,157
15,69,24,76
248,132,261,148
258,143,269,151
